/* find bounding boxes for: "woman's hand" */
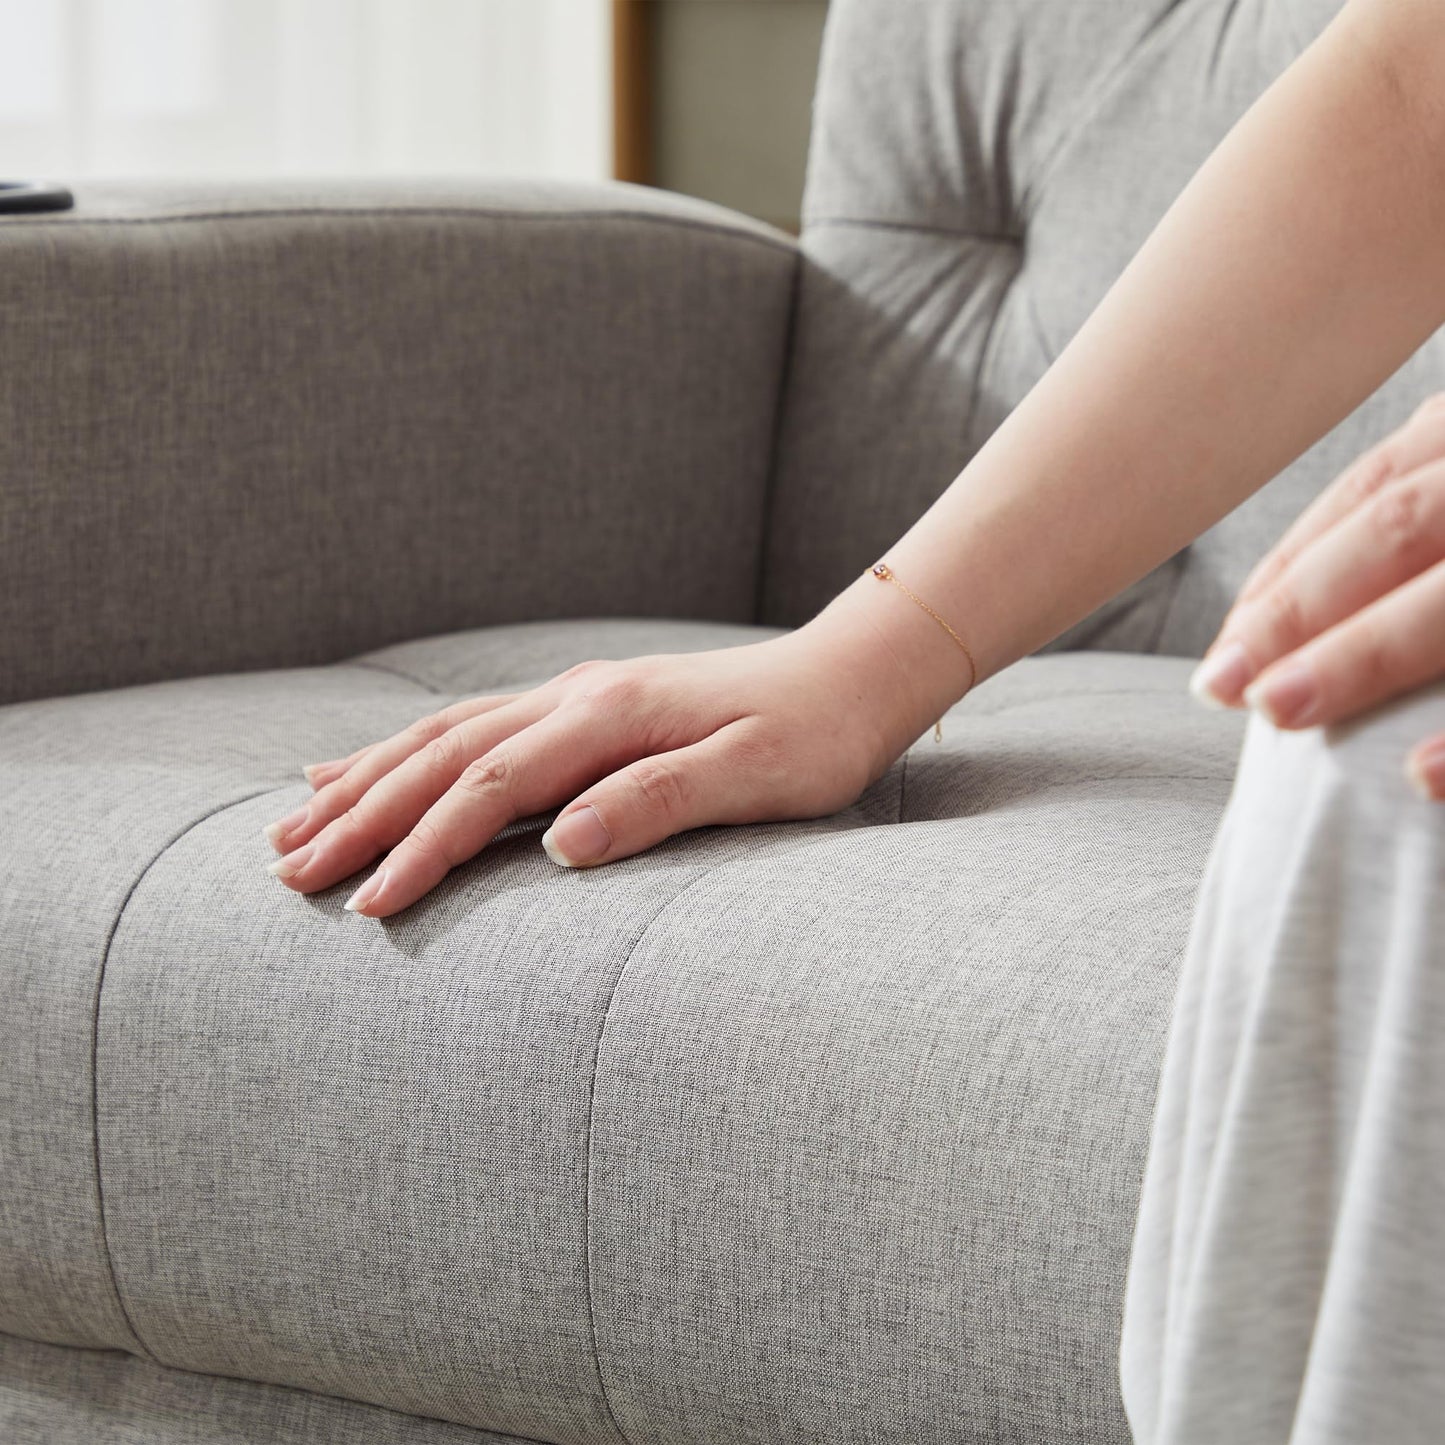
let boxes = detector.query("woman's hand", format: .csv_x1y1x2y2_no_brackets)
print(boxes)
1189,392,1445,799
262,610,917,918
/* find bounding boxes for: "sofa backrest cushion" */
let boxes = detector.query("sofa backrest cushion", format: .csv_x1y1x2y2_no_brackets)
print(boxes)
761,0,1445,656
0,180,796,705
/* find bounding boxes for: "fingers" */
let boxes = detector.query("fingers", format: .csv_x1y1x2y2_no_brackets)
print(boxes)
303,748,369,790
541,717,779,868
346,717,773,918
295,668,609,793
1241,557,1445,730
266,693,552,893
1192,458,1445,705
1408,732,1445,800
265,692,522,854
1228,393,1445,617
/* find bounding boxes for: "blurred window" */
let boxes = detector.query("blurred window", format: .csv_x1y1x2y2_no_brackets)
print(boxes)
0,0,610,181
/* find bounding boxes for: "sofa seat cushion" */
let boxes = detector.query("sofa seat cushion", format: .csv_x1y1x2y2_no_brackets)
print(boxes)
0,620,1246,1445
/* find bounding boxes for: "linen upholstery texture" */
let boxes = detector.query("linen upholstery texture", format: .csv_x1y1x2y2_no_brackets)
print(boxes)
0,1333,533,1445
1,0,1414,1441
0,179,796,706
760,0,1445,654
0,621,1244,1444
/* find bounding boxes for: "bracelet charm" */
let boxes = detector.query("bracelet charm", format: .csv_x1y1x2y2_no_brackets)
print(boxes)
868,560,978,743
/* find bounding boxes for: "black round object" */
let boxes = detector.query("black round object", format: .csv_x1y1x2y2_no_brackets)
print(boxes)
0,182,75,214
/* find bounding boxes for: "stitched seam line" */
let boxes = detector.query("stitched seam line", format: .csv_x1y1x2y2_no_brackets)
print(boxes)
0,1329,574,1445
948,685,1203,720
339,659,447,693
1016,0,1194,227
962,246,1026,451
978,772,1232,786
90,785,283,1363
581,864,729,1445
1144,554,1193,654
355,669,1200,720
0,204,798,257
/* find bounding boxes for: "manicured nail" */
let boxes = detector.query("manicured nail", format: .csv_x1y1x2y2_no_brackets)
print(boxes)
262,803,310,849
542,806,611,867
302,762,331,785
1243,661,1318,728
1407,740,1445,800
266,841,315,878
1188,641,1254,708
343,867,389,913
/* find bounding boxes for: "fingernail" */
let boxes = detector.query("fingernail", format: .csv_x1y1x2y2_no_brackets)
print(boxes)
1188,641,1254,708
302,763,330,785
344,867,389,913
262,803,310,849
1407,740,1445,800
542,806,611,867
267,841,315,878
1243,661,1318,728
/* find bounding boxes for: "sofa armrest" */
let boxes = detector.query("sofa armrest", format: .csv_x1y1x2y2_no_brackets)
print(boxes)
0,179,798,705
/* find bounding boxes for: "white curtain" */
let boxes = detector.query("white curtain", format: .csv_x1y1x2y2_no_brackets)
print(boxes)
0,0,611,182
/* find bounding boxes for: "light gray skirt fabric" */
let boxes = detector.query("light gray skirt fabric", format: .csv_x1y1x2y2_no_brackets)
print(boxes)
1120,682,1445,1444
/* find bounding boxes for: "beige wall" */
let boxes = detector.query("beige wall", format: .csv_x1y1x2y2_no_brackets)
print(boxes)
650,0,828,234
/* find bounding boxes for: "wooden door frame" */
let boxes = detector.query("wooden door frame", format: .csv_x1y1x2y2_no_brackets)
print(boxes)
612,0,653,183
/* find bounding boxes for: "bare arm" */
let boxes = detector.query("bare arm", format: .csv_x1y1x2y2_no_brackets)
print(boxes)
270,2,1445,909
806,0,1445,758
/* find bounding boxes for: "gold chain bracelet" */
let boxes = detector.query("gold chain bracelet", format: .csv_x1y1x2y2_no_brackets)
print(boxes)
868,561,977,743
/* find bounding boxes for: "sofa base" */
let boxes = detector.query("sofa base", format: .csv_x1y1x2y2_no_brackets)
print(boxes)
0,1333,542,1445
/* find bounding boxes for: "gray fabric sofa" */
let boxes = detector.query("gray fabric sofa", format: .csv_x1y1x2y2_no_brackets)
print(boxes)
3,2,1439,1442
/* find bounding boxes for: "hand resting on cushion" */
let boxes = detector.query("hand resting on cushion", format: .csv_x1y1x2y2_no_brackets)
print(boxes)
262,600,922,918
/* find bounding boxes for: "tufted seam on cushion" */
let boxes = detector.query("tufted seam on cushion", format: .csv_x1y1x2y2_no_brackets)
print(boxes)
581,863,734,1445
334,671,1201,722
963,245,1028,451
1145,559,1195,653
0,1327,594,1445
956,685,1204,715
90,785,284,1366
0,204,799,258
980,772,1230,787
804,214,1022,246
1016,0,1197,229
1022,280,1060,371
805,213,1027,464
898,775,1232,826
340,659,448,694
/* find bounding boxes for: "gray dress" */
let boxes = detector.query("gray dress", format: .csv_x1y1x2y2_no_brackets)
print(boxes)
1120,681,1445,1443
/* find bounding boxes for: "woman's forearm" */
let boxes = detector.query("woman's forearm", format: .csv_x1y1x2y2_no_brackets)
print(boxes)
808,0,1445,755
